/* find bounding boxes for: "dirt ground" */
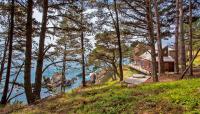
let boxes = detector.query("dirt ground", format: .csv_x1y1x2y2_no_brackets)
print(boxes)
145,68,200,83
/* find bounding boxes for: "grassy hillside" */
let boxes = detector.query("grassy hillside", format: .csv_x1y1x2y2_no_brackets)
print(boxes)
9,79,200,114
96,65,139,84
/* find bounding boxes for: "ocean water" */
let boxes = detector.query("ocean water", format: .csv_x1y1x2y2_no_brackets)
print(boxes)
0,61,92,104
0,58,130,104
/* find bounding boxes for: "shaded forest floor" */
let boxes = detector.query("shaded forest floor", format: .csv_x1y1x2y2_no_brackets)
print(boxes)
2,78,200,114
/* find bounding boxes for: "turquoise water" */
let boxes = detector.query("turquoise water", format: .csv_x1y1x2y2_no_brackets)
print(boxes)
0,58,130,104
0,61,92,104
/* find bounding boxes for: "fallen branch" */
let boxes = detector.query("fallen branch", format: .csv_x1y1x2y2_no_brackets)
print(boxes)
7,92,24,103
42,59,80,73
7,62,24,101
9,82,24,87
180,48,200,79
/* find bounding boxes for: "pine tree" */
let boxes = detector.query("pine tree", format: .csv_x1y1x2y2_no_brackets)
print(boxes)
175,0,180,74
188,0,193,76
24,0,35,104
34,0,49,100
179,0,186,73
145,0,158,82
89,31,120,80
153,0,164,75
113,0,123,81
1,0,15,104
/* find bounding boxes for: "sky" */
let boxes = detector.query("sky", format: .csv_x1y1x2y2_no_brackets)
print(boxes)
0,3,174,52
33,8,97,51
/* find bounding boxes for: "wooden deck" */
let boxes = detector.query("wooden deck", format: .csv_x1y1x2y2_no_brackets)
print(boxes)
128,63,151,75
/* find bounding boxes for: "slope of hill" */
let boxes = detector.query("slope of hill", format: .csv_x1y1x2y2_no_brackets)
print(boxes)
4,79,200,114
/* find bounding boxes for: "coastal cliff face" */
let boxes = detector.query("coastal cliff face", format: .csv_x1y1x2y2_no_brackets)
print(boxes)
95,69,113,84
51,73,63,83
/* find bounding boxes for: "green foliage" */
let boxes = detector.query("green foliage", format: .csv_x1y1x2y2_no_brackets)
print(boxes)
11,79,200,114
122,66,139,79
138,79,200,113
88,31,118,66
184,18,200,50
193,51,200,67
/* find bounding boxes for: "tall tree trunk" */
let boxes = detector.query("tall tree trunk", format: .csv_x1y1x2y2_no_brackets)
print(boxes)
0,14,10,83
0,35,9,83
112,51,117,80
153,0,164,75
61,44,67,92
189,0,193,76
175,0,179,74
112,62,118,80
114,0,123,81
1,0,15,104
81,31,86,87
81,0,86,87
34,0,48,100
179,0,186,73
24,0,34,104
145,0,158,82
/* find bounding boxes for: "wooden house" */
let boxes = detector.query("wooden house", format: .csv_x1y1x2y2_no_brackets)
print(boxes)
133,45,175,73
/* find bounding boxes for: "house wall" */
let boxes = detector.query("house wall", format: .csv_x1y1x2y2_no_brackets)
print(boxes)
134,56,152,72
133,45,175,73
134,56,174,72
164,62,174,72
141,59,152,71
169,50,176,58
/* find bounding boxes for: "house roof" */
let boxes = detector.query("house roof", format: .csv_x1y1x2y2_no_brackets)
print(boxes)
155,43,168,50
139,51,174,62
140,51,151,61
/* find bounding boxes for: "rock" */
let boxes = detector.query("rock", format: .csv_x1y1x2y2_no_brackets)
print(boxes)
133,74,146,78
71,77,77,81
51,73,62,83
43,73,78,91
43,77,51,85
89,72,96,84
124,75,151,85
127,84,137,88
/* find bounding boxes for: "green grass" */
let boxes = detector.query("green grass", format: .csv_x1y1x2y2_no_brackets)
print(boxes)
105,65,139,82
10,79,200,114
123,66,139,79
